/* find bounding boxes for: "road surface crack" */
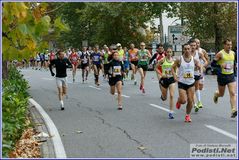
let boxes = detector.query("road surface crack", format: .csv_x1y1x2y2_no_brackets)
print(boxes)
115,126,154,158
173,132,190,144
94,116,154,158
77,103,154,157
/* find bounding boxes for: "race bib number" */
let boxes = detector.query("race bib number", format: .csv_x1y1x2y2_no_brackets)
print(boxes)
72,57,77,61
164,68,172,77
113,66,121,75
94,56,99,61
183,71,193,78
224,62,233,73
131,54,136,59
141,55,147,61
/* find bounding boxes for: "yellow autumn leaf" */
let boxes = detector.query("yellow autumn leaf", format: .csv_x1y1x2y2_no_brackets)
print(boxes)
26,39,36,50
2,37,11,53
17,2,28,20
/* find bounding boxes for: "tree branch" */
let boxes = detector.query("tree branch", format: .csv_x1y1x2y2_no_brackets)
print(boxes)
43,4,65,15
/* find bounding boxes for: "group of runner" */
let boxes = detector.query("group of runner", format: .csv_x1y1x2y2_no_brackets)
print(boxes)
48,39,237,122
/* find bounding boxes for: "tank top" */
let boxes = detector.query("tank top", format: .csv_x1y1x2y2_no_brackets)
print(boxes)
129,48,138,61
118,49,124,62
162,58,174,78
193,50,200,76
218,49,234,75
138,49,149,65
70,53,78,62
103,52,109,64
178,56,195,85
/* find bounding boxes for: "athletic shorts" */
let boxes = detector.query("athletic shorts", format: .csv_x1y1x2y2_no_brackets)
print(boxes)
194,75,201,81
72,62,78,66
81,63,89,69
138,64,148,71
159,77,175,88
178,82,195,91
94,64,102,70
109,76,123,86
199,75,205,84
56,77,67,88
131,61,138,67
217,73,235,86
103,64,110,74
124,61,130,70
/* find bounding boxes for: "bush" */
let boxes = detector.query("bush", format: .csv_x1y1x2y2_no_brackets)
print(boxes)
2,65,30,158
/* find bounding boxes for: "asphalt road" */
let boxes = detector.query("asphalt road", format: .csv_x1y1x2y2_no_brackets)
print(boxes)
21,68,238,158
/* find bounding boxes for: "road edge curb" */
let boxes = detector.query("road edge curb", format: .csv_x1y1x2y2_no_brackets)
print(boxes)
29,98,67,158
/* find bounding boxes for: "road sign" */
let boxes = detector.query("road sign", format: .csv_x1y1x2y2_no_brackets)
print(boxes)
168,25,190,45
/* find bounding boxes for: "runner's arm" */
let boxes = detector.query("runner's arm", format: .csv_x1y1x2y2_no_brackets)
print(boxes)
49,60,55,76
199,51,208,68
121,61,125,77
211,52,222,67
194,59,202,74
171,59,180,81
149,53,157,64
147,50,152,59
155,58,164,76
66,59,73,68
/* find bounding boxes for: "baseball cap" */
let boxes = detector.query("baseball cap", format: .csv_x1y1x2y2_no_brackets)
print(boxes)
116,43,121,47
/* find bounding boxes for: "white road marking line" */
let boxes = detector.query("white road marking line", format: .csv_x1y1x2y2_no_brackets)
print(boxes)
29,98,67,158
149,103,171,113
42,77,54,81
115,93,130,98
89,85,101,90
205,124,237,141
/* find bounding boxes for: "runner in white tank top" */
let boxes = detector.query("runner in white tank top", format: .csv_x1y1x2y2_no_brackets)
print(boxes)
195,39,209,98
171,43,201,123
190,40,207,112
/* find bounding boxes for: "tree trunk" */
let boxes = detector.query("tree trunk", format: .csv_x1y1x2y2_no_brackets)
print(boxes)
159,13,164,44
2,60,8,79
214,3,222,52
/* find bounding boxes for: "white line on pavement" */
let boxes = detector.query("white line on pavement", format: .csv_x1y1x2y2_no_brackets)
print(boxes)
29,98,67,158
149,103,171,113
89,85,101,90
205,124,237,141
41,77,54,81
115,93,130,98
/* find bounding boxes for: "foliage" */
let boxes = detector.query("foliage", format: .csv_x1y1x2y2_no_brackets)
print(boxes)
2,66,30,157
58,2,178,48
2,2,69,61
175,2,237,51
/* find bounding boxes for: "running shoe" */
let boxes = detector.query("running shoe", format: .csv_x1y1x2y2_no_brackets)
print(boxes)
185,115,192,122
118,106,123,110
60,104,64,110
142,88,145,94
140,84,143,90
176,101,181,110
161,95,166,101
168,113,174,119
134,80,137,85
194,104,199,112
213,92,218,104
231,111,237,118
73,78,75,83
197,101,203,108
